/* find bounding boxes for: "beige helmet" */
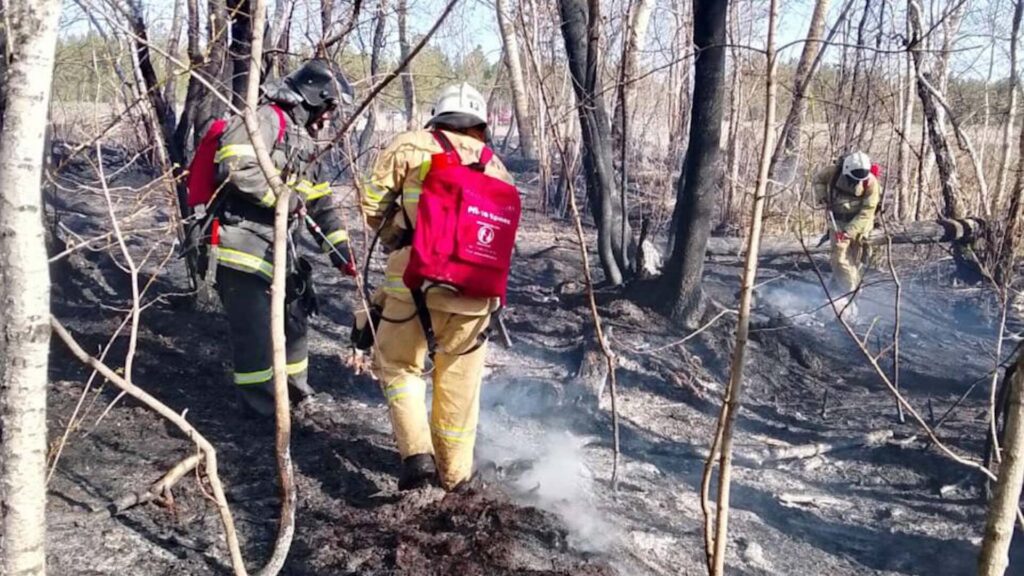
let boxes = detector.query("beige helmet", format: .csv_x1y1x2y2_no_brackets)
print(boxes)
842,151,872,182
427,82,488,129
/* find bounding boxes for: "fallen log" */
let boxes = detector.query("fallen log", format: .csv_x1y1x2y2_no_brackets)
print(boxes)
706,218,985,258
762,430,894,462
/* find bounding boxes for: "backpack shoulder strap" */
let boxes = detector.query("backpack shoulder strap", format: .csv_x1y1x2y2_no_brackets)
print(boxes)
269,104,287,144
431,130,456,153
478,146,493,167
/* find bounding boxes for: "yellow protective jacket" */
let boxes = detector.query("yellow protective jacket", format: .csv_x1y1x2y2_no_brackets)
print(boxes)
812,165,881,240
363,129,514,316
213,104,349,281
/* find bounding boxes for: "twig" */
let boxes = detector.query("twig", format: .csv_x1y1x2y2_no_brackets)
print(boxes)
621,308,736,355
241,3,294,574
314,0,462,163
799,239,997,482
707,4,778,573
93,453,201,518
51,318,248,575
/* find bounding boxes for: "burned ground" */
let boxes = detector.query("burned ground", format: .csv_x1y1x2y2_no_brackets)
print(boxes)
39,162,1024,575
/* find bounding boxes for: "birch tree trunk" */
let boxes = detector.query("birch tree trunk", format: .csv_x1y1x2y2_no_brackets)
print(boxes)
610,0,653,154
993,0,1023,215
908,0,965,220
397,0,418,129
767,0,831,190
496,0,536,160
0,0,62,574
977,353,1024,576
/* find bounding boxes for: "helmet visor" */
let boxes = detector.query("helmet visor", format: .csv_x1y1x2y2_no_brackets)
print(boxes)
849,168,870,181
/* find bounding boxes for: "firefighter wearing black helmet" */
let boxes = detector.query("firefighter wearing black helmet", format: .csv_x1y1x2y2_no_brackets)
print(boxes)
211,58,355,416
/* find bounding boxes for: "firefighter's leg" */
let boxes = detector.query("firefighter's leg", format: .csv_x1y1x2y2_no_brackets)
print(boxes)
431,313,490,490
846,240,864,292
285,296,314,400
829,238,858,296
216,267,275,416
374,298,433,461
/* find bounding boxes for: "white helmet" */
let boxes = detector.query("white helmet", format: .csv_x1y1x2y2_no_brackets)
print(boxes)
427,82,488,128
842,151,872,181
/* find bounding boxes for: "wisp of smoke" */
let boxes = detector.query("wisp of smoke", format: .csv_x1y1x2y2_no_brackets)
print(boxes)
478,378,619,552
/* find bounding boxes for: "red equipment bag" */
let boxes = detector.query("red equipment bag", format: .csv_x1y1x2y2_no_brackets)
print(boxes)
403,131,521,304
186,105,287,208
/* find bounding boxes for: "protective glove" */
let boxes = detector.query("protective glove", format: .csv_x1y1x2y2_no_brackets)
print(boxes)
326,240,357,276
339,260,357,277
834,230,850,244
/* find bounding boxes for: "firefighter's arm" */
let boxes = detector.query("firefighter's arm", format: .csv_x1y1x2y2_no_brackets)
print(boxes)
362,135,414,227
302,163,354,273
811,167,833,208
215,106,284,208
843,179,881,240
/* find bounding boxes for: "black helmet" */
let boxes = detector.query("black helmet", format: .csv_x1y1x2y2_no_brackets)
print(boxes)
283,59,353,116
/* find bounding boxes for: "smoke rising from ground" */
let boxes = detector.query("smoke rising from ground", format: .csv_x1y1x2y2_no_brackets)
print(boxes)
477,376,619,553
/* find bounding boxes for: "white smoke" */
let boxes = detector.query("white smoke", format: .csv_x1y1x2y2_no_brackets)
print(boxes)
478,378,619,552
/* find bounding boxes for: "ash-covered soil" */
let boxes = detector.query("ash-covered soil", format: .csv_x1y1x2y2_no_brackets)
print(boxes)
41,159,1024,575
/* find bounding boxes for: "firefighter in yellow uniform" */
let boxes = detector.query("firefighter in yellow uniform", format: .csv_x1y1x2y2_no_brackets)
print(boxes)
812,151,881,310
362,83,513,491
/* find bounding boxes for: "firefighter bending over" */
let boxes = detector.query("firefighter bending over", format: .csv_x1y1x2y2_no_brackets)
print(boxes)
361,83,518,491
813,151,881,313
207,59,356,416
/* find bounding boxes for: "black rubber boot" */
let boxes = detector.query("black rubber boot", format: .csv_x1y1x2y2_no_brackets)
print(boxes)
398,454,438,491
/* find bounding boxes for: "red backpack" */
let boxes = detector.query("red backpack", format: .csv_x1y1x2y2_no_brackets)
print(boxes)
403,131,521,305
186,104,287,208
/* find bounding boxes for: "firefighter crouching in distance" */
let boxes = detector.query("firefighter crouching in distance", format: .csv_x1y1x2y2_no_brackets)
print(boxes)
361,83,515,491
812,151,881,316
211,59,356,416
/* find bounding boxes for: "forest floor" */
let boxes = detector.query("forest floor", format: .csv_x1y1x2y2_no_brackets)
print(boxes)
39,156,1024,575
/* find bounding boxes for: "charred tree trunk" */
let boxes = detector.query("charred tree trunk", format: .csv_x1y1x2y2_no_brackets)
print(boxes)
126,0,178,161
196,0,231,130
321,0,335,36
558,0,633,284
173,0,207,155
996,120,1024,285
657,0,728,324
897,24,916,221
610,0,653,155
229,0,253,109
396,0,417,129
0,1,61,574
767,0,832,190
908,0,975,277
356,0,387,167
497,0,537,160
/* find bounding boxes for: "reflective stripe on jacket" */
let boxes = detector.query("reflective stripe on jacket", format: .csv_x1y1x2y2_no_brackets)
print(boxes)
213,104,350,280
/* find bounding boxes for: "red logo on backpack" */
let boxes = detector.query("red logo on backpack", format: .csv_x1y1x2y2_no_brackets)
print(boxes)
186,105,287,208
403,131,521,303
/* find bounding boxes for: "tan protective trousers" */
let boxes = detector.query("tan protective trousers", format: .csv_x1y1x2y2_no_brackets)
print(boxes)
830,237,865,295
373,298,489,489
